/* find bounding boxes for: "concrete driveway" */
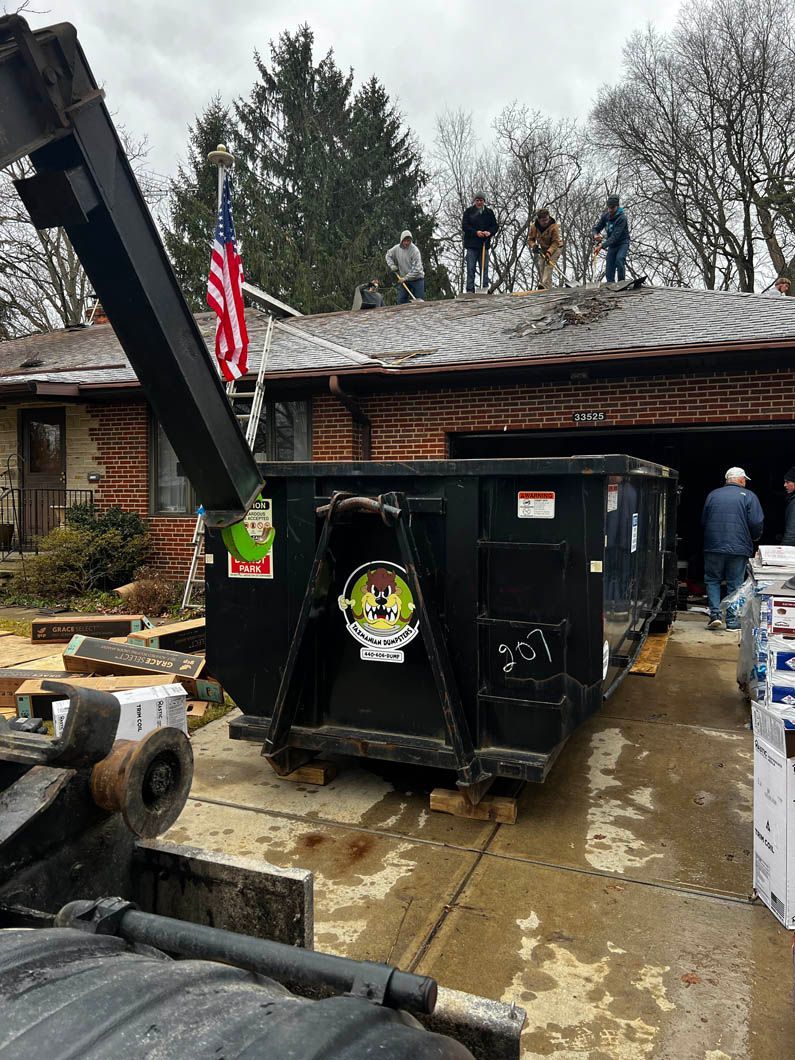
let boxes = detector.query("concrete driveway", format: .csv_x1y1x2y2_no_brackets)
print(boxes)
168,613,794,1058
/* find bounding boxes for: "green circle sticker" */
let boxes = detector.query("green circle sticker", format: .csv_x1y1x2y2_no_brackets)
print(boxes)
337,561,419,661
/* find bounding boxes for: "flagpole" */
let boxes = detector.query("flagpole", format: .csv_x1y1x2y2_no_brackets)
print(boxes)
207,142,234,209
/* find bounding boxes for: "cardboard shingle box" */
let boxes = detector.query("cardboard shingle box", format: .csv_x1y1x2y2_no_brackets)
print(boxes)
0,668,74,709
31,614,152,644
53,683,189,742
760,581,795,635
126,617,205,655
63,634,206,679
15,674,215,720
61,636,222,702
751,702,795,929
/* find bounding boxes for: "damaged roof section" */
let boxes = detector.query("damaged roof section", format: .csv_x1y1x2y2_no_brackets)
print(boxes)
504,287,622,339
0,283,794,392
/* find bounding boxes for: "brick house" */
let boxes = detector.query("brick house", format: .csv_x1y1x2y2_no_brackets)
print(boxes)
0,282,793,581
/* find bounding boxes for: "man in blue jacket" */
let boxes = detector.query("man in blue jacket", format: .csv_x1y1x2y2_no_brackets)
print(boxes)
592,194,630,282
702,467,764,631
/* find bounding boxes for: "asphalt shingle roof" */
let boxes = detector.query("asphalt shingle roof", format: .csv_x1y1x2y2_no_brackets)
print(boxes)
0,285,793,390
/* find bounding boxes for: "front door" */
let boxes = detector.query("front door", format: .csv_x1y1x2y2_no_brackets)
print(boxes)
19,408,66,544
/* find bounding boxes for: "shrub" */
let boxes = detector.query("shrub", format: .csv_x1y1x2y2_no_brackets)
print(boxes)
123,565,182,616
9,504,150,602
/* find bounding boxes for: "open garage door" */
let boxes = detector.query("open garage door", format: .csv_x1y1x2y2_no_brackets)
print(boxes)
450,422,795,582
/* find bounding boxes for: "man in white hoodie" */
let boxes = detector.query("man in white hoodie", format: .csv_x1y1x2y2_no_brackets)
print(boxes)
385,230,425,303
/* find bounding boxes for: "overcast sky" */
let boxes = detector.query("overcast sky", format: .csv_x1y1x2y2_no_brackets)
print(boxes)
37,1,683,181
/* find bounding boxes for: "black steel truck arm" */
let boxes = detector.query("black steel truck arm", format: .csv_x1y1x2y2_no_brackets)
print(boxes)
0,16,262,527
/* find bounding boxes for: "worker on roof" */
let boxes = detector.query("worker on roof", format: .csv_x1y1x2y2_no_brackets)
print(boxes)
528,207,563,290
765,275,791,297
592,194,630,283
701,466,763,631
462,192,499,293
385,231,425,304
353,279,384,310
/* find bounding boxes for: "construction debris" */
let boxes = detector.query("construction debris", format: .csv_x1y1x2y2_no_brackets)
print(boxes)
31,614,152,644
503,289,620,339
126,617,205,654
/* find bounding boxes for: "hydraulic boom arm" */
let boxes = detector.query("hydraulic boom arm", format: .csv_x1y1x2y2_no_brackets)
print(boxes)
0,16,262,527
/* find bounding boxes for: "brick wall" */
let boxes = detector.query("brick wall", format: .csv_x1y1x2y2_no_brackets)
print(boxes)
312,367,795,460
88,401,195,579
88,403,148,513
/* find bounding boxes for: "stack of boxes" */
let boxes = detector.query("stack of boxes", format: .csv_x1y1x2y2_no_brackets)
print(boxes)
745,550,795,928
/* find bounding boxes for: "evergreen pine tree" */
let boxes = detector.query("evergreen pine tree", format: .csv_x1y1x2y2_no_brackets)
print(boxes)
341,76,451,303
233,26,354,314
165,26,450,315
164,97,232,310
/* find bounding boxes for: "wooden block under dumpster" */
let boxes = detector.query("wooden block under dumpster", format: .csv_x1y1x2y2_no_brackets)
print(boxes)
126,618,205,655
30,615,151,644
430,787,518,824
629,630,672,676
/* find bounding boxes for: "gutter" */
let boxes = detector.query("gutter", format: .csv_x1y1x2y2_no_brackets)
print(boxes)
261,335,795,384
329,375,372,459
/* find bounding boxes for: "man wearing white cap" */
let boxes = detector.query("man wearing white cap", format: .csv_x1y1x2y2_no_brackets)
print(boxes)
701,467,764,631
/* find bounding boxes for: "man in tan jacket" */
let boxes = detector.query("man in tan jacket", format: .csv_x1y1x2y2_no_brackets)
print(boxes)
528,207,563,289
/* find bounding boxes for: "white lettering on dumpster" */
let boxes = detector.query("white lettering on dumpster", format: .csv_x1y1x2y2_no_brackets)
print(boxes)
498,629,552,674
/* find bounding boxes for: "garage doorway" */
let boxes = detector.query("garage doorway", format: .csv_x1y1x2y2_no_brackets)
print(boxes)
450,422,795,579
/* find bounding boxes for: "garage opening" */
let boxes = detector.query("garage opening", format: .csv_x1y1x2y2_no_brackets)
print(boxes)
450,422,795,582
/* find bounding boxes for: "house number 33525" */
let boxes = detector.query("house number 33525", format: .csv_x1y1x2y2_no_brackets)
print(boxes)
572,411,606,422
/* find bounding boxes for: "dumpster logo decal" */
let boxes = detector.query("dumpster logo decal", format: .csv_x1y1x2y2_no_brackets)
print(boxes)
338,562,419,661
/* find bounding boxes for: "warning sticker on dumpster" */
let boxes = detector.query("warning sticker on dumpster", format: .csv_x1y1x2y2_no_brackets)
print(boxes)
607,484,619,512
228,497,274,579
338,561,419,660
517,491,555,519
228,553,273,578
631,512,639,553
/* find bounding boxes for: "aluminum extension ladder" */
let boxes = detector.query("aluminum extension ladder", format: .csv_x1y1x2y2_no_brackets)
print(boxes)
180,316,273,609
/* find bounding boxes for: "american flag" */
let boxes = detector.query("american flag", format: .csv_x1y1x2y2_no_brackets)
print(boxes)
206,172,249,381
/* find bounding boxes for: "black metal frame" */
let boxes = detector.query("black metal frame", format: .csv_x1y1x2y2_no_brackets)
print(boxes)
0,15,261,527
263,491,489,788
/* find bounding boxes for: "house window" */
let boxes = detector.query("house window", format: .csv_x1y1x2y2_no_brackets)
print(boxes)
152,421,195,515
271,401,311,460
150,400,311,515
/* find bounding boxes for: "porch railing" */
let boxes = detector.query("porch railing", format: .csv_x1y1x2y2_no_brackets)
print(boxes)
0,488,95,554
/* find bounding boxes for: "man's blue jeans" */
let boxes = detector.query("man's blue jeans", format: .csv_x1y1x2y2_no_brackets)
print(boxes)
396,277,425,303
704,551,747,624
466,247,489,291
605,242,629,282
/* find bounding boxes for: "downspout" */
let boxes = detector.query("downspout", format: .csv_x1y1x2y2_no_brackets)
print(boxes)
329,375,372,460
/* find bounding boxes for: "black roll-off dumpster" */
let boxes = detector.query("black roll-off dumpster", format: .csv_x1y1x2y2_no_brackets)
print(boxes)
207,456,678,789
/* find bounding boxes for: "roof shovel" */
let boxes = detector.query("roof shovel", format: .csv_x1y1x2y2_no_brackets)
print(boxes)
396,276,423,304
473,243,490,295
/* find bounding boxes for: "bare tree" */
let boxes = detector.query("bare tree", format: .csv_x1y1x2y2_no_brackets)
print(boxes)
0,130,167,338
431,106,601,292
592,0,795,291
